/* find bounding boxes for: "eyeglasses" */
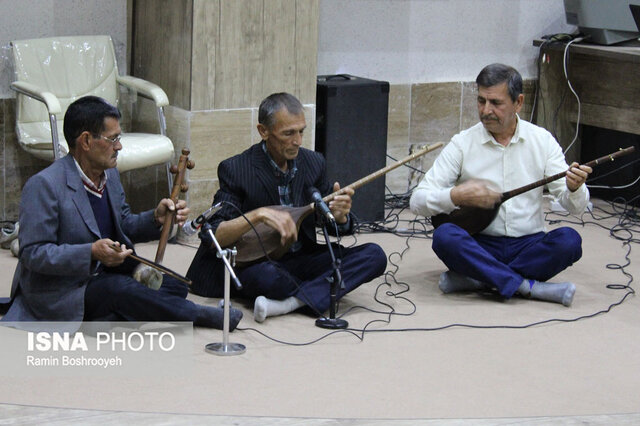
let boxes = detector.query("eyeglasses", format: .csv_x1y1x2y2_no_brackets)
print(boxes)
96,134,122,145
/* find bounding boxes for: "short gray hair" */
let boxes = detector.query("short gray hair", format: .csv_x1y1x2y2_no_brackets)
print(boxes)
258,92,304,129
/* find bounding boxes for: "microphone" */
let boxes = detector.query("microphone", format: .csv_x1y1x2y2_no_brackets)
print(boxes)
308,187,335,223
182,202,223,236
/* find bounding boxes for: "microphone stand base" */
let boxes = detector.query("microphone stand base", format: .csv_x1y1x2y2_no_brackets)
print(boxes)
315,317,348,330
205,342,246,356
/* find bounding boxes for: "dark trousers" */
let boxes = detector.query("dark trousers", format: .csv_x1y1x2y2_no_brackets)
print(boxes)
236,242,387,313
432,223,583,298
84,272,196,322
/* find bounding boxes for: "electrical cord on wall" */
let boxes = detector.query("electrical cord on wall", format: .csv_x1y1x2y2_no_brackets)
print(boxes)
561,35,590,156
533,33,590,154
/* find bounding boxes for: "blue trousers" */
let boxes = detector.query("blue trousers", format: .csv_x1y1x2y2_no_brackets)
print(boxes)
84,272,196,322
432,223,582,298
236,242,387,313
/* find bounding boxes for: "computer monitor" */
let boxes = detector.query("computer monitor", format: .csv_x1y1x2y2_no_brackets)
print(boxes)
563,0,640,44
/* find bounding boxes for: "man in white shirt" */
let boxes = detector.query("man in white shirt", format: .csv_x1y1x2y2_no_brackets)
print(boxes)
410,63,592,306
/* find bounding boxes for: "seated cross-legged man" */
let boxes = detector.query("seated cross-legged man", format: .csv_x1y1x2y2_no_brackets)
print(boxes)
0,96,242,331
187,92,387,322
410,64,592,307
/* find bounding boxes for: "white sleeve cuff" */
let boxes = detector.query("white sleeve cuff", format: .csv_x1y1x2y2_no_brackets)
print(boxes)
410,187,457,217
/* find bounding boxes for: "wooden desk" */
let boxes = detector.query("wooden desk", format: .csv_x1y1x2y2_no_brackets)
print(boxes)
533,39,640,163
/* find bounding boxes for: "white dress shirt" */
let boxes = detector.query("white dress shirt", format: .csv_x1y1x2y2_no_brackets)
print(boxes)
410,115,589,237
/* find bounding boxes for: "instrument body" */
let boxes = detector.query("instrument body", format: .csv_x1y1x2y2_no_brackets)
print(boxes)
431,146,636,234
110,243,192,285
233,143,444,266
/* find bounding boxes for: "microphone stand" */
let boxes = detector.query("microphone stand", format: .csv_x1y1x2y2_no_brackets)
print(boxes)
314,213,348,330
200,223,246,356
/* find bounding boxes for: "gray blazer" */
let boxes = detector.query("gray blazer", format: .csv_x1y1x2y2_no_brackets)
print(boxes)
2,154,160,323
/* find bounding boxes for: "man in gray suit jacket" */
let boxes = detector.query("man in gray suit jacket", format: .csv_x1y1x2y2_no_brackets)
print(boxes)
1,96,242,331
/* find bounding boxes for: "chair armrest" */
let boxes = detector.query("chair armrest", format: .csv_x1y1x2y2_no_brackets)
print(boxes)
116,75,169,107
10,81,62,114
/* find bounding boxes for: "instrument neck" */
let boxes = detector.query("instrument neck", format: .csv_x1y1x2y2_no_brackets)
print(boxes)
501,146,635,202
321,142,444,203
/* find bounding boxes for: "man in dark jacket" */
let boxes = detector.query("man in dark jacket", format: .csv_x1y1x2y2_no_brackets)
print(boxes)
187,92,386,322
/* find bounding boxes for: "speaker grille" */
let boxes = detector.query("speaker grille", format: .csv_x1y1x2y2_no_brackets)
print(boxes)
316,74,390,222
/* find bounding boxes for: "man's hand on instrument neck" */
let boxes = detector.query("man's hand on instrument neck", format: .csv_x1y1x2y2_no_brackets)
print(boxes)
328,182,353,224
566,162,592,192
154,198,190,227
450,180,502,209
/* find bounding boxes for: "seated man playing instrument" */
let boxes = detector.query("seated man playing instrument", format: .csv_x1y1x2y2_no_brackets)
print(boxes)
410,64,592,306
1,96,242,331
187,92,387,322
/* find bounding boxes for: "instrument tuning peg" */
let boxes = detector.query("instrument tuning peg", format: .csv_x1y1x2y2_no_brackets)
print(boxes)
180,183,189,192
187,160,195,169
169,164,178,174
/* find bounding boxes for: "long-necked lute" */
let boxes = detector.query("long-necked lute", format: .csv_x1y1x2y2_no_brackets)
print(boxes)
431,146,636,234
233,142,444,266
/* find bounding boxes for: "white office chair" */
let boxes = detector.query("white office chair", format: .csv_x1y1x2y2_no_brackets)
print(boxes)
10,35,174,189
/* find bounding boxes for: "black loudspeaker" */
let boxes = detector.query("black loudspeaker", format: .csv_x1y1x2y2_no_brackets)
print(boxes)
580,125,640,206
315,74,389,222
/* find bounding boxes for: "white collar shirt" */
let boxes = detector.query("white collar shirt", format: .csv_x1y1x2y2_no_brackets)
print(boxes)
73,158,108,198
410,115,589,237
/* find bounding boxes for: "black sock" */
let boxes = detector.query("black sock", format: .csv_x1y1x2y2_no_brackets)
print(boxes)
195,306,243,331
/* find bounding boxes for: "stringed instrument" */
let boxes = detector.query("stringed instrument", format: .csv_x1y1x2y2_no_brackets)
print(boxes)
430,146,636,234
111,243,192,285
233,142,444,266
132,148,195,288
155,148,195,263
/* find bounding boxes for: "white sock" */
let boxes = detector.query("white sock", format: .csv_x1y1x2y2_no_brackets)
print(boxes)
217,299,232,309
518,279,576,307
253,296,306,323
438,271,487,294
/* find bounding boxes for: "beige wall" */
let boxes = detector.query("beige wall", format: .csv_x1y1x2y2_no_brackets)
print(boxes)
318,0,573,84
132,0,318,111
